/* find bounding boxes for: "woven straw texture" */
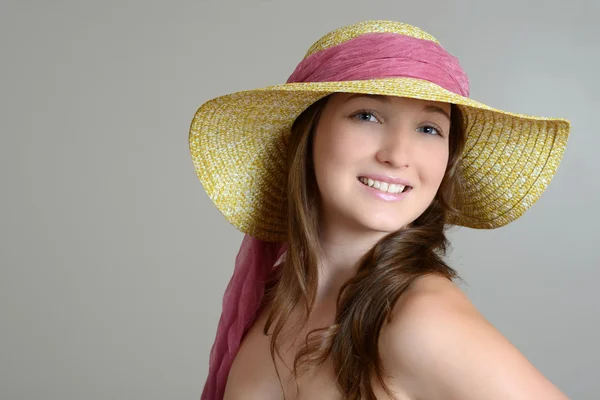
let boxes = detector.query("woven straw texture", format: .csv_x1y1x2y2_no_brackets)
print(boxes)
189,21,570,242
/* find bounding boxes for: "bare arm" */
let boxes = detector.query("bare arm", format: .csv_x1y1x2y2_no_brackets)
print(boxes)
378,275,569,400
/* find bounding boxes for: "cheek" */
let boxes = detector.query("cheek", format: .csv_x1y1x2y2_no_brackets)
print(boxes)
420,144,450,187
313,125,370,173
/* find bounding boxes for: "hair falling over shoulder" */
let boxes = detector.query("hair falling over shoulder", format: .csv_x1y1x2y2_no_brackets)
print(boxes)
262,94,468,400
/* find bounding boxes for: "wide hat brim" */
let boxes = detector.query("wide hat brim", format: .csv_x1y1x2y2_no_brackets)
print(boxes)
189,77,570,242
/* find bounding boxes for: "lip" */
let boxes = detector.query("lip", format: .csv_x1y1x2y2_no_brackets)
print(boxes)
357,178,412,202
358,174,412,187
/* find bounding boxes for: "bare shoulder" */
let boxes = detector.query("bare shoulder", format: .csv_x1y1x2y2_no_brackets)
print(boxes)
378,274,568,400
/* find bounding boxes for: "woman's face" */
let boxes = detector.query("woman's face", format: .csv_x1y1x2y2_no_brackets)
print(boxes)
312,93,452,236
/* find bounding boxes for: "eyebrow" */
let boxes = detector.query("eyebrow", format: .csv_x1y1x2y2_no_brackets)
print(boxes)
423,105,451,122
344,94,451,121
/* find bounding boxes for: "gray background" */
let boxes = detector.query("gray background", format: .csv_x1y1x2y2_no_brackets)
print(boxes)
1,0,598,399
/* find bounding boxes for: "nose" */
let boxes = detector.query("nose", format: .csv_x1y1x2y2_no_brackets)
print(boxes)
375,126,412,169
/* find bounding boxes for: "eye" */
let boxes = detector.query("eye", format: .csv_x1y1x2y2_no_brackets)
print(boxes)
351,109,380,123
417,124,443,136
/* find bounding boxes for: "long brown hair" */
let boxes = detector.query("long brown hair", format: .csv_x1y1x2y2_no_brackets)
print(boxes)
263,93,467,399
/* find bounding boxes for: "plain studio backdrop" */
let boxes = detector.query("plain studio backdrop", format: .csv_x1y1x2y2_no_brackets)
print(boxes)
1,0,598,399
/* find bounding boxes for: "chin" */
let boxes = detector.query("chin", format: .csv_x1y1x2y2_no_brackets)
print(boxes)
355,214,410,235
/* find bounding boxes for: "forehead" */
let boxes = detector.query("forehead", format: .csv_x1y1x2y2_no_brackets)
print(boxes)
329,93,452,119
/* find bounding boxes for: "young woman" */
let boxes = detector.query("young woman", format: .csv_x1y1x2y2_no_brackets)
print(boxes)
189,20,571,400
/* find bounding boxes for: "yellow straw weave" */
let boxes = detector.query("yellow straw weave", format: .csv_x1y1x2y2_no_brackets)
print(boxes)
189,21,570,242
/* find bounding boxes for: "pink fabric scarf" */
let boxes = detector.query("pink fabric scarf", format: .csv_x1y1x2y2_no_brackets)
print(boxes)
201,32,468,400
287,32,469,96
201,236,286,400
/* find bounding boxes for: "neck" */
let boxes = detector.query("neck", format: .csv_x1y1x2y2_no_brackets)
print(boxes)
315,223,388,301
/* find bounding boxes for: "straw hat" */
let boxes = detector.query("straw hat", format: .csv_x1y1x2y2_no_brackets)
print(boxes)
189,20,570,242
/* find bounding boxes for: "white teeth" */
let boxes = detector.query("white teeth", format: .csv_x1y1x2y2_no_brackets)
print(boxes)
359,177,406,194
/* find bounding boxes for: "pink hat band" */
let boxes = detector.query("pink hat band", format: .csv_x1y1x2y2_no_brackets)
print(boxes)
287,32,470,98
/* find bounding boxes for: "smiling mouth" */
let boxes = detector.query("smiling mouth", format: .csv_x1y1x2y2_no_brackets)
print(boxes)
358,177,412,194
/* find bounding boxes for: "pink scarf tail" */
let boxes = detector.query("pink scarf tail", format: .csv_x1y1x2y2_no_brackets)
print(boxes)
201,235,286,400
